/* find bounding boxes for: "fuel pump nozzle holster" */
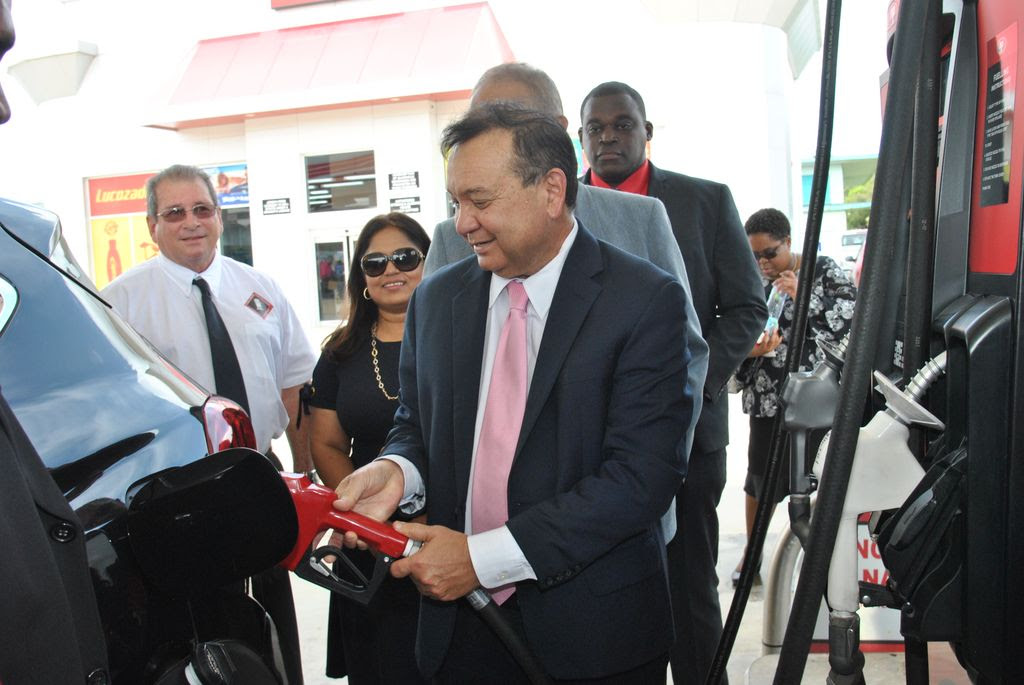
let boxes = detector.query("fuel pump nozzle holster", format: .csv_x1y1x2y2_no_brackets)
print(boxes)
779,338,847,544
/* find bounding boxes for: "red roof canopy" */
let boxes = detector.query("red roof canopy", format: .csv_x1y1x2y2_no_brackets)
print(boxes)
150,3,512,129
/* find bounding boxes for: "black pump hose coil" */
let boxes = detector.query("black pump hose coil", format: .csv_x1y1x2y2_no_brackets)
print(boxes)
772,0,934,682
706,0,843,681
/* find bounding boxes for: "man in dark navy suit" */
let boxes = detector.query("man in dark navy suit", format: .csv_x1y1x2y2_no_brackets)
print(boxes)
0,389,110,684
335,103,693,683
580,81,766,684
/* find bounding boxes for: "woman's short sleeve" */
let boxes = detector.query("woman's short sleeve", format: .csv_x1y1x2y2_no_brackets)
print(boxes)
309,351,340,410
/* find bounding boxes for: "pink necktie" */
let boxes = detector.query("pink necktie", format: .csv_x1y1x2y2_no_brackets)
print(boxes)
471,280,529,604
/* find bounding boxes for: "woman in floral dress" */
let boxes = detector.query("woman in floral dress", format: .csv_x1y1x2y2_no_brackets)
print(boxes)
733,208,857,583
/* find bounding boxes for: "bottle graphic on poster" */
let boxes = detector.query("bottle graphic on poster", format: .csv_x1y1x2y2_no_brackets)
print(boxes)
107,238,123,281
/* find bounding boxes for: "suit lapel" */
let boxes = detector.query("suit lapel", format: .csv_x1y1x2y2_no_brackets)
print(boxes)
646,162,666,201
451,265,489,504
516,228,603,455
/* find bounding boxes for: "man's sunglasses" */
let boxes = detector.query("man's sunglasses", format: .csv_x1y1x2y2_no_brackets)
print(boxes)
157,204,217,223
752,244,782,261
360,247,424,277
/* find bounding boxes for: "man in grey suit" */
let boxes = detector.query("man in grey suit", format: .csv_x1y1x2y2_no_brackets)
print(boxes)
425,63,708,478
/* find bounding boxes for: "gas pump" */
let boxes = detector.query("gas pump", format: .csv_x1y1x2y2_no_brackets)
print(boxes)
811,356,946,683
779,337,848,548
712,0,1024,682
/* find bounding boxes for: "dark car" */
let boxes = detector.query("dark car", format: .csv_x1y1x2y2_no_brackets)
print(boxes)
0,197,275,682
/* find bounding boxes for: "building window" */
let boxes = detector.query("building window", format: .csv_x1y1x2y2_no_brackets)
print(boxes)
306,151,377,213
316,241,349,321
221,207,252,266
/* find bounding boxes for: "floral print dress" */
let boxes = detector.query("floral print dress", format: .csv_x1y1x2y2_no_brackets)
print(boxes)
739,255,857,418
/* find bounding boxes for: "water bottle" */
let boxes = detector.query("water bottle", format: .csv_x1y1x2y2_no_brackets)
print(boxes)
764,285,787,336
760,285,787,356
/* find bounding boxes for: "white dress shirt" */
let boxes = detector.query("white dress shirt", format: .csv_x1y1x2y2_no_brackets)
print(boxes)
103,253,316,453
388,221,579,591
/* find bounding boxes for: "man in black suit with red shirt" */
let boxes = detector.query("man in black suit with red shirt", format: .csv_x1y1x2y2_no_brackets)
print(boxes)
579,80,766,684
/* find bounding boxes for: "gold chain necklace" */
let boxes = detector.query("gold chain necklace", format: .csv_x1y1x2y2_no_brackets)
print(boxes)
370,322,398,401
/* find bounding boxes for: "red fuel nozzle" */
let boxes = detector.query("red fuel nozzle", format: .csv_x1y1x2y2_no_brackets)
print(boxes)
279,473,415,572
277,475,547,682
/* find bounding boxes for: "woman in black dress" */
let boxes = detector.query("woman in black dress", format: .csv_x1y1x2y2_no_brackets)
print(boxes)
309,212,430,683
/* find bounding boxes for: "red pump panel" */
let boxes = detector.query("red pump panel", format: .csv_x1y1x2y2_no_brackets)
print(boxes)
970,11,1023,275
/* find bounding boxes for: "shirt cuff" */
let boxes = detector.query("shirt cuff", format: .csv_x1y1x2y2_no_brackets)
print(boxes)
376,454,425,514
467,526,536,589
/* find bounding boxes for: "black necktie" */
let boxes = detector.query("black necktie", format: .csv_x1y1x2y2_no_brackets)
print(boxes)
193,277,250,415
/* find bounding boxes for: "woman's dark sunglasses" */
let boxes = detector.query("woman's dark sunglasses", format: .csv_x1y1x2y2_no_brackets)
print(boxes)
361,247,424,277
752,244,782,261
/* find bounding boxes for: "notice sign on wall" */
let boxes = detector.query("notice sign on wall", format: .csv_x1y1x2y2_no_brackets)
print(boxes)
262,198,292,215
980,24,1017,207
388,172,420,191
390,196,421,214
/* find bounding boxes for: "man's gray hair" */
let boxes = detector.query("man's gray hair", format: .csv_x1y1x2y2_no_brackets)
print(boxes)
146,164,218,219
473,62,563,118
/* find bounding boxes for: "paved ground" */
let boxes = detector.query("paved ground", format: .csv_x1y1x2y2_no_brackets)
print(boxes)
288,395,972,684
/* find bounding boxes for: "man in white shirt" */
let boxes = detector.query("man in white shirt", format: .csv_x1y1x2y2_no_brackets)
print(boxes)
103,163,315,685
103,165,315,461
334,104,693,683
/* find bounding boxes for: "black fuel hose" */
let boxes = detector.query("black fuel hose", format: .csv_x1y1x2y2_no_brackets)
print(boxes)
465,589,553,685
904,0,941,384
705,1,843,682
900,8,942,683
771,0,932,682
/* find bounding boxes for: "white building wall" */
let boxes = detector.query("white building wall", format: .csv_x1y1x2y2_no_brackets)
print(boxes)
240,101,451,341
